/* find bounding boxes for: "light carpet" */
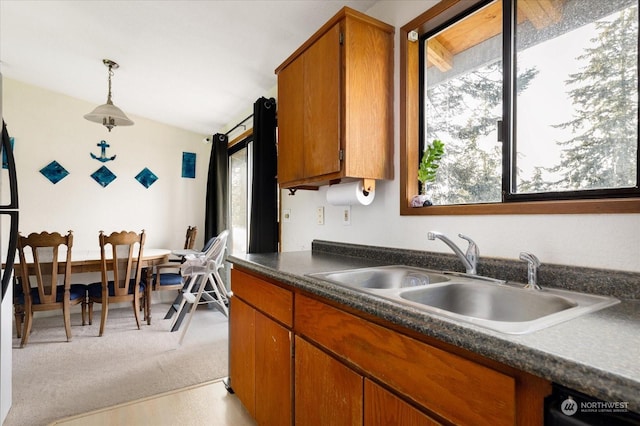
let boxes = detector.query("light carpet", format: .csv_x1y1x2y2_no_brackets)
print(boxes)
4,303,229,426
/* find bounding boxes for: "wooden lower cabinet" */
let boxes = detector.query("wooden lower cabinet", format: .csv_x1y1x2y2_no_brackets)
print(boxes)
229,296,256,417
255,311,291,425
295,293,550,425
229,269,292,426
295,336,363,425
295,335,442,426
230,267,551,425
365,380,442,426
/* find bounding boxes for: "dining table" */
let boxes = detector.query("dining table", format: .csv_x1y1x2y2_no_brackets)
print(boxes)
13,248,171,325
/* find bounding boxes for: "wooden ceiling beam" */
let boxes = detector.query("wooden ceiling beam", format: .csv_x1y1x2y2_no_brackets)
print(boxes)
426,37,453,72
518,0,563,30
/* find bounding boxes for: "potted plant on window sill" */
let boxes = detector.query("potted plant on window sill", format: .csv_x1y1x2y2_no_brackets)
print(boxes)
411,139,444,207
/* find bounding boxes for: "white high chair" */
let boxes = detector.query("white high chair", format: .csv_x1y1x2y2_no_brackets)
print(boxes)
171,229,229,345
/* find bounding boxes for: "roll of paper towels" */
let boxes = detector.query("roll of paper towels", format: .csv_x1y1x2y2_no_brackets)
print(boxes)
326,181,375,206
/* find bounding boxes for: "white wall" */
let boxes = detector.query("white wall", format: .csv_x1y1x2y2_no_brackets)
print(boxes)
278,1,640,273
3,78,211,251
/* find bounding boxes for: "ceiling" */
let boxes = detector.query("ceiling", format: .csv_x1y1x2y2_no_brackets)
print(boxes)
0,0,380,135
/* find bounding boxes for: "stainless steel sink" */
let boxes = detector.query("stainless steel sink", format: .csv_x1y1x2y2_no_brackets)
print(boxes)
309,265,450,290
309,265,620,334
399,283,576,322
397,281,619,333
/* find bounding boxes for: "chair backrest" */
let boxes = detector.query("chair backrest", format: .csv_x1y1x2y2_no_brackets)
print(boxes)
200,236,216,253
16,231,73,306
211,230,229,268
180,230,228,277
99,230,145,298
184,226,197,250
202,229,229,262
200,230,228,268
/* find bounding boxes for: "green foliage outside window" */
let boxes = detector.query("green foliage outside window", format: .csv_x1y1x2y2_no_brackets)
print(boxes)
418,139,445,195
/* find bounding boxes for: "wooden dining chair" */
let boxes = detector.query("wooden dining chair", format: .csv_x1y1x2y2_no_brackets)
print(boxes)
184,225,197,250
146,225,199,296
87,230,146,336
15,230,86,347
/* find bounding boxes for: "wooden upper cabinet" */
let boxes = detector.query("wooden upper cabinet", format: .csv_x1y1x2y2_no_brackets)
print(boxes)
276,7,394,188
277,57,305,184
304,23,341,179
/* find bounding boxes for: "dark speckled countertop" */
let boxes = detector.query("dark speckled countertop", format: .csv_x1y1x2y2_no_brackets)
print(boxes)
227,240,640,412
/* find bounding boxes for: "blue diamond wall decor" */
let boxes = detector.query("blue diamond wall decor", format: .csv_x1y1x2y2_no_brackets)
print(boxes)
40,160,69,184
135,167,158,188
91,166,116,187
182,152,196,178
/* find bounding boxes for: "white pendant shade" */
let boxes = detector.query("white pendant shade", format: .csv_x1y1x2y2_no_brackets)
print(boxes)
84,102,134,131
84,59,133,132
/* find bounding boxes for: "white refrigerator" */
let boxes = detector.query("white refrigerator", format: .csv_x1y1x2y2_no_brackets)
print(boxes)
0,73,19,423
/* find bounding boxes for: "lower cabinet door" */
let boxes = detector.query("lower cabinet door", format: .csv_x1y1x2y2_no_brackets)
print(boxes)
295,336,363,425
229,297,256,417
255,311,292,426
364,380,442,426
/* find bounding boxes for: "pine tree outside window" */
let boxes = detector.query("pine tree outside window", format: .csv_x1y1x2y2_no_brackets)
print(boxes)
512,0,638,199
410,0,640,212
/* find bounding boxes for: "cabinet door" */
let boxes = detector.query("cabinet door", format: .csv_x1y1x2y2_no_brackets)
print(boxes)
342,15,394,179
229,297,256,417
295,336,362,425
295,294,516,426
277,57,305,184
255,311,292,426
304,23,341,179
365,380,442,426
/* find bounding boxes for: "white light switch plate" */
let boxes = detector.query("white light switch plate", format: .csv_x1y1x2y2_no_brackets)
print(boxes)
316,206,324,225
342,206,351,225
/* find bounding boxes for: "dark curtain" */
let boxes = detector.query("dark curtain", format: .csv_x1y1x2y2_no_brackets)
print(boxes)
248,97,278,253
204,133,228,243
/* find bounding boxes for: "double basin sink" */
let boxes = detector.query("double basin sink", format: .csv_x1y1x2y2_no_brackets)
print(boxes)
309,265,619,334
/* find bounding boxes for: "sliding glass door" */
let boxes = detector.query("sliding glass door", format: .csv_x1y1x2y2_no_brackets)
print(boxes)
229,136,253,255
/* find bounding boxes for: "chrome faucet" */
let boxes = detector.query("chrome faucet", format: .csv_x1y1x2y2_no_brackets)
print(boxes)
427,231,478,275
519,252,541,290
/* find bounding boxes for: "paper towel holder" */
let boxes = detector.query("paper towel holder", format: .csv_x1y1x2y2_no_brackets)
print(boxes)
326,179,377,206
363,179,375,195
328,178,375,195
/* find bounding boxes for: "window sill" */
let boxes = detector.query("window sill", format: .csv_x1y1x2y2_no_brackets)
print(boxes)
400,198,640,215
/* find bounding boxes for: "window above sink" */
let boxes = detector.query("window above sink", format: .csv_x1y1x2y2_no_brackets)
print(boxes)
400,0,640,214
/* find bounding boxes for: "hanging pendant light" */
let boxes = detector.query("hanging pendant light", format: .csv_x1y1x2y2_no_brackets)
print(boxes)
84,59,134,132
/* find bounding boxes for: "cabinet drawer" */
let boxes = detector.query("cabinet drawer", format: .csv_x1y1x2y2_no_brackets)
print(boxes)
295,294,516,426
231,268,293,327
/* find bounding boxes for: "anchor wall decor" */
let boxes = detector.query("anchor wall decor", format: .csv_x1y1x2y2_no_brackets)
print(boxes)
91,140,116,163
